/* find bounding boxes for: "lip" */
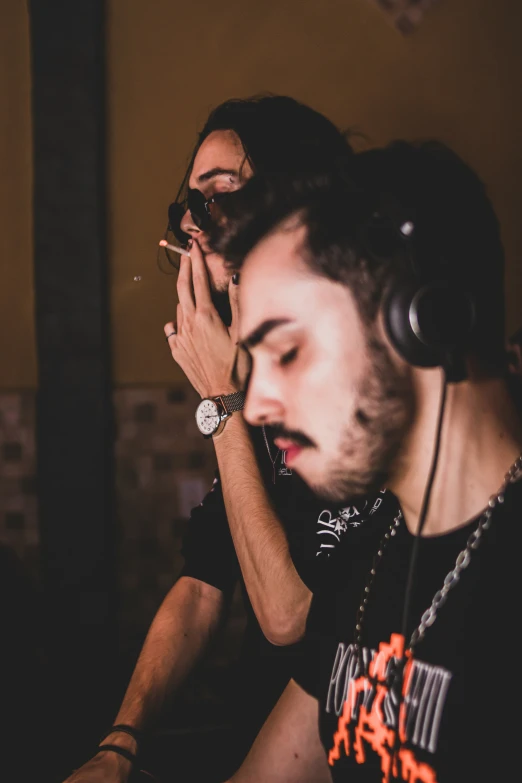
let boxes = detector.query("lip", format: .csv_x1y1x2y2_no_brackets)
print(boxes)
274,438,303,466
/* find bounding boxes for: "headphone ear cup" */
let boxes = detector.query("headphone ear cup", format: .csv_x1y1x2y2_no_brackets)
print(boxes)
384,280,476,368
384,280,441,367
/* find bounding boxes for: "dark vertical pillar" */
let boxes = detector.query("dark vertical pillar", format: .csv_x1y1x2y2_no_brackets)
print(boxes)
28,1,116,775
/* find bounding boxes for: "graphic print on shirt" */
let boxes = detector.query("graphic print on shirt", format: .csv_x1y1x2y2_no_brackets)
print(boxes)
326,633,451,783
316,490,388,557
278,450,293,477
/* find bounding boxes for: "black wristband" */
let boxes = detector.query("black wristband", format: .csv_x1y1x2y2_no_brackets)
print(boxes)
100,723,143,745
98,744,137,765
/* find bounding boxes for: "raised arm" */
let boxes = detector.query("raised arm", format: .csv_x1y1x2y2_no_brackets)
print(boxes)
213,415,311,644
224,679,331,783
165,243,311,645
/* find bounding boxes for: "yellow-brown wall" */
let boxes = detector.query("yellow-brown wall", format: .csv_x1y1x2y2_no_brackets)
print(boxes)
106,0,522,383
3,0,522,387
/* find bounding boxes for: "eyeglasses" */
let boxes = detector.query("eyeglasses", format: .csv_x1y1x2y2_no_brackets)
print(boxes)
157,188,230,274
171,188,231,242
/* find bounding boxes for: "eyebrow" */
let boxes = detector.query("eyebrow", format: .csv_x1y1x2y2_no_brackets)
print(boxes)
196,167,239,184
241,318,292,350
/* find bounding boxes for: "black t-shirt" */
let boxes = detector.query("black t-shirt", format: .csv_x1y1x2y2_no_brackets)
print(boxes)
295,476,522,782
181,425,399,740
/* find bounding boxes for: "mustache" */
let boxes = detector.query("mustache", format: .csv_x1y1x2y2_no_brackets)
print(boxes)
268,423,316,449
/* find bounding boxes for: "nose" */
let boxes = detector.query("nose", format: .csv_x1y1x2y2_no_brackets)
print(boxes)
180,207,202,238
244,365,285,428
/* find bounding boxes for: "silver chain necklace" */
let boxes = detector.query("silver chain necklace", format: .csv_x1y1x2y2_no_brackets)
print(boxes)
354,453,522,656
262,426,281,484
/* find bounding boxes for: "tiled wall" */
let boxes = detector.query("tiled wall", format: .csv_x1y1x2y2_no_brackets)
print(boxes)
0,386,246,724
114,384,246,729
0,390,39,578
114,384,218,644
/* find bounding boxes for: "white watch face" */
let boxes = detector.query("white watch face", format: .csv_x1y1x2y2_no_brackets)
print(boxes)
196,399,221,435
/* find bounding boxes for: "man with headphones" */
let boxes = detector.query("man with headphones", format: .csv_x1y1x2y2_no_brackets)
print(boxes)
212,140,522,782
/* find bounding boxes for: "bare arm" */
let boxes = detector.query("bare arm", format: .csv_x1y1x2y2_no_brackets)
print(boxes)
165,241,311,646
224,679,331,783
213,413,312,645
63,576,225,782
112,576,225,727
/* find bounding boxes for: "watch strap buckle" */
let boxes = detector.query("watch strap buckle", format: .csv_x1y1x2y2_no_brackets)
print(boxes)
214,395,230,417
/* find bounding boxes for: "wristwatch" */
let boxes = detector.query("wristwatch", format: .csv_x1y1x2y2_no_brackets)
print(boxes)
195,391,246,438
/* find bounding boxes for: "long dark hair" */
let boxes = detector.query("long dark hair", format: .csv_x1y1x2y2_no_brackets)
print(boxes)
172,93,353,203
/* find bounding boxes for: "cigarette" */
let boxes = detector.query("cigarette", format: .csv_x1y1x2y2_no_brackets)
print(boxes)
158,239,191,257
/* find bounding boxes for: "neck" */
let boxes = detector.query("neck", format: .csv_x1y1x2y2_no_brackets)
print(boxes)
389,368,522,536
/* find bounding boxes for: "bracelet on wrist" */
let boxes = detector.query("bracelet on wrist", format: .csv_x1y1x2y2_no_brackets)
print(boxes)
98,744,137,766
99,723,143,747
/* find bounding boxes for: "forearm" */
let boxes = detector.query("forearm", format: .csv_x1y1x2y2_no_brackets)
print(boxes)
213,414,311,645
224,680,331,783
112,576,224,734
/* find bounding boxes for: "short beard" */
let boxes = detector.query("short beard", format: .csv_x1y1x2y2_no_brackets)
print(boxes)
315,336,414,505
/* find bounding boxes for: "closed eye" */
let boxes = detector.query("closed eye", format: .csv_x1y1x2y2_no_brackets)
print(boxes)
280,347,298,366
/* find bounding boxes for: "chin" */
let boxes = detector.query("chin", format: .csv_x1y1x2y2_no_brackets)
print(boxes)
292,454,334,501
298,453,382,506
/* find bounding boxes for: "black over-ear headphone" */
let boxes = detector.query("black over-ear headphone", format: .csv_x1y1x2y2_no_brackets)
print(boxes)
362,208,477,382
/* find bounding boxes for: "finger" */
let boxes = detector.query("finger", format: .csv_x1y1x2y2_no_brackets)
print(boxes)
176,254,195,314
164,321,177,345
228,273,241,340
176,302,184,333
190,239,214,309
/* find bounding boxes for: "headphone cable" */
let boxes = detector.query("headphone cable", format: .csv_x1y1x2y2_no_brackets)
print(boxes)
400,368,448,645
390,369,448,773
